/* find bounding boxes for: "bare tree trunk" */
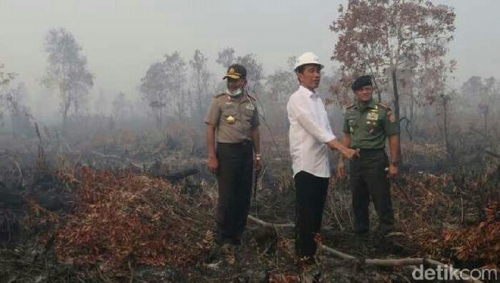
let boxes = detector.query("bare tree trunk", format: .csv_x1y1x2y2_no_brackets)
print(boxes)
197,70,203,121
62,98,70,133
443,99,451,161
391,69,403,165
409,85,414,140
484,113,488,134
60,84,69,132
155,108,163,130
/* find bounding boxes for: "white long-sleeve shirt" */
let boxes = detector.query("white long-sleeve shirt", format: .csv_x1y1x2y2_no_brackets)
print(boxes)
287,86,336,178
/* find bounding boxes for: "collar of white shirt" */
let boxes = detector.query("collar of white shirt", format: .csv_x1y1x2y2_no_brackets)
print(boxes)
298,85,318,98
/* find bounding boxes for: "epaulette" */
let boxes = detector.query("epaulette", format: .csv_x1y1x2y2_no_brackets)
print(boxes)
346,103,356,109
214,93,226,98
377,102,391,110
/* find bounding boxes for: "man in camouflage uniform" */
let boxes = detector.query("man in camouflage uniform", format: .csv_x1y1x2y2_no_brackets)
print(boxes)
338,75,400,236
205,64,261,247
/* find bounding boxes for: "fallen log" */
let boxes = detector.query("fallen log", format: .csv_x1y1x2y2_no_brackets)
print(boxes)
89,151,200,182
160,168,199,183
485,150,500,159
0,191,26,208
247,215,294,228
247,215,485,283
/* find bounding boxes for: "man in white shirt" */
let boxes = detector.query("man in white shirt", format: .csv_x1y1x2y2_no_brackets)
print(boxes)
287,52,358,263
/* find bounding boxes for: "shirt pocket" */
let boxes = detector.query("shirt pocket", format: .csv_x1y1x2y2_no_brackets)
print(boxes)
241,105,255,123
348,118,358,133
240,107,256,133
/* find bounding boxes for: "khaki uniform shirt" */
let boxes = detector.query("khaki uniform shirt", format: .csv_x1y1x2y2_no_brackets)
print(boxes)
343,99,399,149
205,92,260,143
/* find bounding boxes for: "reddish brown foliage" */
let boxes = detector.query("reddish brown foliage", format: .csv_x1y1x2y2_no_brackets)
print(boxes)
441,201,500,266
392,168,500,268
269,274,300,283
330,0,456,105
49,167,210,271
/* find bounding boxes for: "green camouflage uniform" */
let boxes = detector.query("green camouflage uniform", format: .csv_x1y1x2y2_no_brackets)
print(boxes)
343,99,399,235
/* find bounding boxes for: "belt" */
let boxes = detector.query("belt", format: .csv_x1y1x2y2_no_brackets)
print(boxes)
354,148,384,152
218,141,252,146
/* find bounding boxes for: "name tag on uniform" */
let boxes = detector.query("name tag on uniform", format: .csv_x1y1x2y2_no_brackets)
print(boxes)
246,103,255,110
367,112,378,120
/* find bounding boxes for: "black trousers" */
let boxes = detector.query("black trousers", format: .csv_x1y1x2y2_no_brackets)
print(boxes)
294,171,329,258
215,142,253,244
349,149,394,234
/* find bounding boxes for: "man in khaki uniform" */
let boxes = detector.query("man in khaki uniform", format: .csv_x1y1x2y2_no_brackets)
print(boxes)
338,75,400,237
205,64,261,246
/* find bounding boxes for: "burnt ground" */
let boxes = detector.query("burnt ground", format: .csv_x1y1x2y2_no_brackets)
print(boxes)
0,133,499,283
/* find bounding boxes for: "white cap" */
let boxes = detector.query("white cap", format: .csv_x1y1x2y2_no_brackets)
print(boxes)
294,52,324,71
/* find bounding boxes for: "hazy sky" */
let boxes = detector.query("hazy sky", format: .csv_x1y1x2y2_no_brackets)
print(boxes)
1,0,499,106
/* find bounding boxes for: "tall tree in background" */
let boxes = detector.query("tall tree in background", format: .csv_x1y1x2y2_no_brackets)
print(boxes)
164,52,188,118
331,0,455,110
189,50,213,121
238,54,265,94
331,0,455,162
140,61,167,127
112,92,132,118
265,56,296,103
0,65,33,136
461,76,499,133
421,59,456,159
216,48,235,69
42,28,93,128
140,51,187,128
0,63,17,125
0,63,16,87
437,90,455,161
216,47,265,95
262,56,297,133
481,77,500,133
5,83,33,137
